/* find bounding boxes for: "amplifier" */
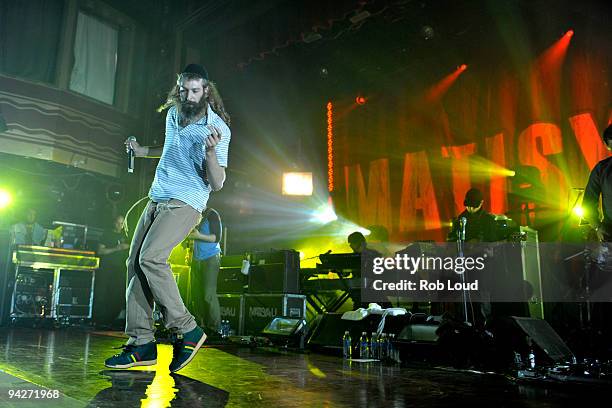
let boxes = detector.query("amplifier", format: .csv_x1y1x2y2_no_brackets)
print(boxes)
0,230,12,325
243,294,306,335
248,250,300,293
218,294,244,335
218,266,247,294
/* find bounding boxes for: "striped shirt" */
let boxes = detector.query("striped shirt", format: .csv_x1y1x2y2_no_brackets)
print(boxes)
149,104,231,212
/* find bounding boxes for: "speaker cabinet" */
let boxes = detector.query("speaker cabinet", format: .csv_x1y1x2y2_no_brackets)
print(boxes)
248,250,300,294
0,230,13,325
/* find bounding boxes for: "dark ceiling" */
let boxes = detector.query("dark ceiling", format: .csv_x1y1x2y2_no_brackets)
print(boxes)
164,0,611,96
103,0,611,96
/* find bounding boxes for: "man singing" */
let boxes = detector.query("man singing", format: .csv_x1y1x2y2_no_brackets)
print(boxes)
105,64,231,372
447,188,497,243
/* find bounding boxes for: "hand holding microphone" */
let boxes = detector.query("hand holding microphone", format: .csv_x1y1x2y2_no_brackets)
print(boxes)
125,136,146,173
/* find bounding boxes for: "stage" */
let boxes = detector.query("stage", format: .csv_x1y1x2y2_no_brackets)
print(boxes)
0,327,602,407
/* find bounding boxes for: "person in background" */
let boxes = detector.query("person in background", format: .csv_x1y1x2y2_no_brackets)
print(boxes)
583,124,612,242
188,208,222,336
347,231,389,309
10,208,47,246
94,214,130,329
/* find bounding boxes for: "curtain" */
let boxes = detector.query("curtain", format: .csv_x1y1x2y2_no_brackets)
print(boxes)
69,12,118,105
0,0,63,83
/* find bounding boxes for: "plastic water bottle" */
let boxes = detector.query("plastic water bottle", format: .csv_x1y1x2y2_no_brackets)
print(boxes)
220,320,228,339
359,332,369,359
528,347,536,369
342,331,352,359
388,334,399,363
379,333,388,360
370,332,378,360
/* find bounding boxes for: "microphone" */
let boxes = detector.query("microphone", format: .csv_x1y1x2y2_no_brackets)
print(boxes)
126,136,136,173
459,217,467,241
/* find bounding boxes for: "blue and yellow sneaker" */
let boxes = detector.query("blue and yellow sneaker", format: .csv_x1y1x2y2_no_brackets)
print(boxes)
104,342,157,369
169,326,207,372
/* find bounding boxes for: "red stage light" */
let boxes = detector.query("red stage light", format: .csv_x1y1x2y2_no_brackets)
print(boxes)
355,95,366,105
425,65,468,102
565,30,574,38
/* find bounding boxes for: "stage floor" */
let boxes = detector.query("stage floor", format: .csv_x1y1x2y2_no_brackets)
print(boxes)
0,327,598,407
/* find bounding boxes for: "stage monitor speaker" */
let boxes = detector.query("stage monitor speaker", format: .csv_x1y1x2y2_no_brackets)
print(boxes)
243,294,306,335
262,317,308,348
397,323,439,343
0,230,13,326
511,316,574,363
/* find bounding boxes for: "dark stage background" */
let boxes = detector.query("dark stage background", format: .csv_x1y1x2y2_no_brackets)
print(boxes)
0,0,610,252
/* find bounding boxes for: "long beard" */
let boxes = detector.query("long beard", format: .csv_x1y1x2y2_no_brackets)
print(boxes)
177,98,207,126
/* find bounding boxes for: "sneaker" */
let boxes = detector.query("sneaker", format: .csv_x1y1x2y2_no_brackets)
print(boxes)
104,342,157,369
169,326,207,372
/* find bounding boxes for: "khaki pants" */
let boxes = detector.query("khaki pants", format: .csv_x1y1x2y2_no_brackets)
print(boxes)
125,199,201,345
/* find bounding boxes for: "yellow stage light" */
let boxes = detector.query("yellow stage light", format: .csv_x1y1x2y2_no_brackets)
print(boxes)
572,206,584,218
0,189,12,210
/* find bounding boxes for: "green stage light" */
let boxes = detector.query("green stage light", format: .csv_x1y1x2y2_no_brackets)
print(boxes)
572,205,584,218
0,189,12,209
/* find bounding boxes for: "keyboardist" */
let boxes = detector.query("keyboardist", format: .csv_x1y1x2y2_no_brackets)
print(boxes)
347,231,391,309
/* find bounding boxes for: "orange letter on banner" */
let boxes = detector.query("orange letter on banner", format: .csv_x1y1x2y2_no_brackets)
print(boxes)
441,143,477,214
485,133,508,214
343,159,392,232
518,123,567,210
399,151,441,231
569,113,608,170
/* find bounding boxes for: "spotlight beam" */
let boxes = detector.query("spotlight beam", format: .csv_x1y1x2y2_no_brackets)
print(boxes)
425,64,468,103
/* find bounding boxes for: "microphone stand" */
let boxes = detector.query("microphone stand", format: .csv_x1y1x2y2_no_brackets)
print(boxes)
456,220,471,325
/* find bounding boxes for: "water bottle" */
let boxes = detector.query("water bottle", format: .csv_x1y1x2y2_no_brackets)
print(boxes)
359,332,369,359
379,333,388,360
342,331,352,359
528,347,536,369
221,320,228,339
370,332,378,360
388,334,398,363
